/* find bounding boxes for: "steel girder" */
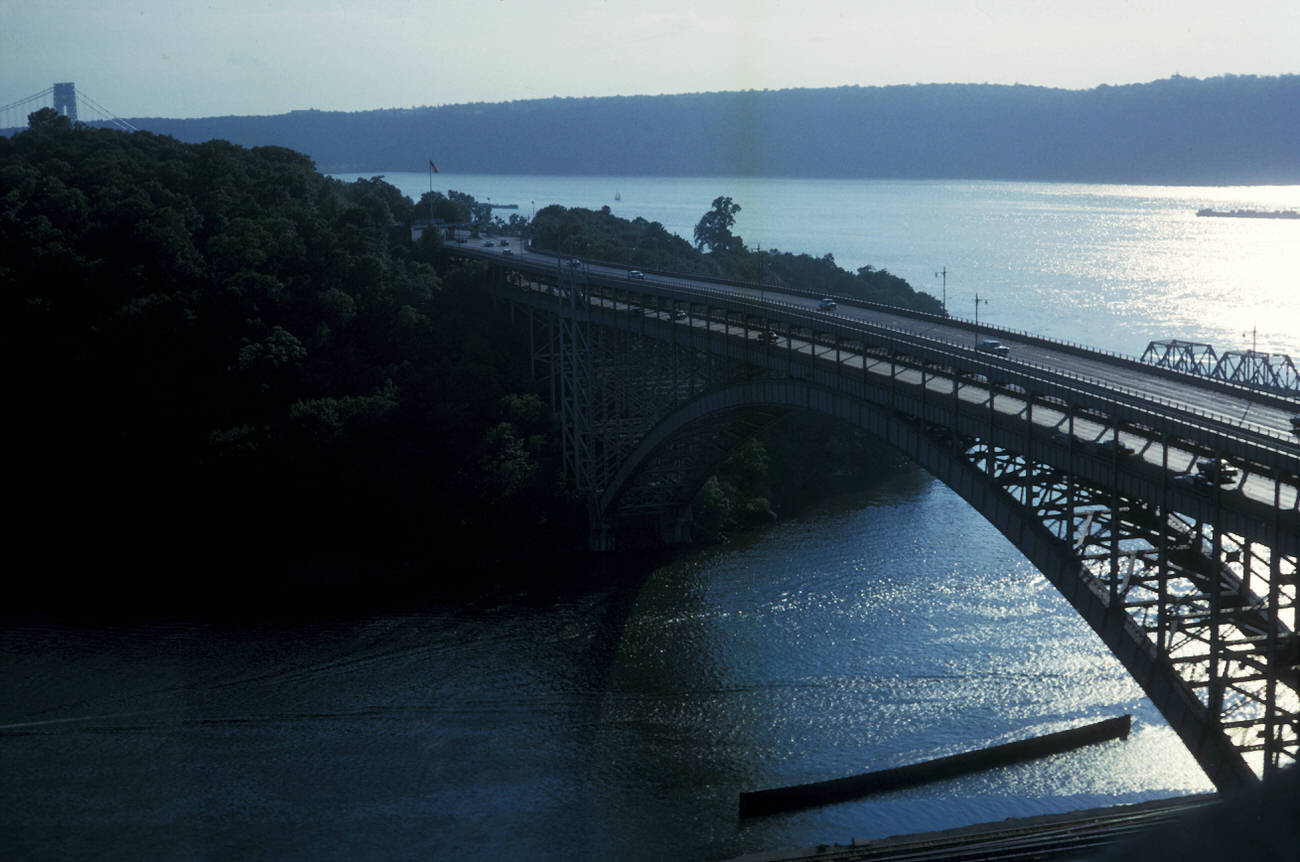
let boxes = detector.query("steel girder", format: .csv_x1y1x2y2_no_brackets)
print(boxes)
1142,339,1300,397
1213,351,1300,396
959,437,1298,786
1142,339,1218,376
527,286,757,543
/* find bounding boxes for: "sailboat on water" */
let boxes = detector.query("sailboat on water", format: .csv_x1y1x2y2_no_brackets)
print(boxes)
614,190,621,201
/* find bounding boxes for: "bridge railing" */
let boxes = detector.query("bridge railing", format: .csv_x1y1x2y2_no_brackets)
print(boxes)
506,267,1300,481
581,285,1300,536
471,246,1300,411
729,292,1297,449
586,276,1299,457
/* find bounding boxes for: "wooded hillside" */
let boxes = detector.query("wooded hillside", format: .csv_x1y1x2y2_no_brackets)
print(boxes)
121,76,1300,184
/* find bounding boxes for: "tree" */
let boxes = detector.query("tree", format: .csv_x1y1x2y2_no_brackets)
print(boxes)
693,195,742,253
26,107,72,133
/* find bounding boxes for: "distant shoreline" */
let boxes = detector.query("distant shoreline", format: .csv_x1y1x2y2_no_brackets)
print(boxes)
102,75,1300,187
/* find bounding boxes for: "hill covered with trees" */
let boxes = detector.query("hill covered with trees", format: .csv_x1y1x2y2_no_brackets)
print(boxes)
1,110,585,610
0,112,945,612
120,75,1300,184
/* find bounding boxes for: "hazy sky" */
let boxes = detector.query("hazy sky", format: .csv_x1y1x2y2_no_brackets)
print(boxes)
4,1,1298,119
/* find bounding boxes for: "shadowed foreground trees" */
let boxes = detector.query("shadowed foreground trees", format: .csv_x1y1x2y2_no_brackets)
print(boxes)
2,115,940,609
2,112,582,605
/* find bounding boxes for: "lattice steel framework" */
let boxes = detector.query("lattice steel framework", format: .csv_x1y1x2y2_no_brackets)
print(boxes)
1142,340,1218,375
1143,339,1300,396
961,436,1298,784
523,270,757,544
1214,351,1300,396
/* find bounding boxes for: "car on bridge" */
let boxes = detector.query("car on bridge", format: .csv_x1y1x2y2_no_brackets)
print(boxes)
1173,472,1215,493
628,270,645,279
1091,438,1135,458
1195,458,1239,485
760,330,781,343
1050,431,1080,448
818,298,837,310
501,248,513,255
976,339,1010,356
1291,414,1300,435
673,309,688,320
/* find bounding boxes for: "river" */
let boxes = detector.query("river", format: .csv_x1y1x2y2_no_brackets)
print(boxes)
4,176,1297,861
345,173,1300,356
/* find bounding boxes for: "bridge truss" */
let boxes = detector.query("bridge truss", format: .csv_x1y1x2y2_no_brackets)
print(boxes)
1142,339,1300,397
494,258,1299,792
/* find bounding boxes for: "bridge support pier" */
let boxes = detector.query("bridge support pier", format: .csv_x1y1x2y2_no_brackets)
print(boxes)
588,516,615,553
659,504,695,546
588,504,695,552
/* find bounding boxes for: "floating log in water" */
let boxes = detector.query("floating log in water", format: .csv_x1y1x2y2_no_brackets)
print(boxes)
738,714,1131,819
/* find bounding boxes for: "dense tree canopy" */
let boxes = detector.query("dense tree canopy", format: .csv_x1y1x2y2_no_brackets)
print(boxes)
2,114,945,610
2,111,580,605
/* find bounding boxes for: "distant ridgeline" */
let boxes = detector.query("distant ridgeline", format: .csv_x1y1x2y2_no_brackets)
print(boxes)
124,75,1300,184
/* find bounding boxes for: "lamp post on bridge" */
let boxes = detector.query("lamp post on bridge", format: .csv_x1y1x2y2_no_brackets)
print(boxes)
974,293,988,345
935,266,947,313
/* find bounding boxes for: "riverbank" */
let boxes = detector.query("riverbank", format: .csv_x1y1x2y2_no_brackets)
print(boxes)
732,762,1298,862
727,794,1220,862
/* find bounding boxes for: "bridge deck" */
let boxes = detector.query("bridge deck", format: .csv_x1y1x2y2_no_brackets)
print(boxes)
457,239,1297,443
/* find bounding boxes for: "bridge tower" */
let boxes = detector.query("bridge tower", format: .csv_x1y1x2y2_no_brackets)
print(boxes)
52,82,77,123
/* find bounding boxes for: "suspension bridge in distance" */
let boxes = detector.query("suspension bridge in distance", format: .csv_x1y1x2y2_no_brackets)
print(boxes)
1,82,136,133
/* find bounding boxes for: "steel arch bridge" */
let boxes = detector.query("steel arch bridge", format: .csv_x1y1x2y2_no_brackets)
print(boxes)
468,247,1299,794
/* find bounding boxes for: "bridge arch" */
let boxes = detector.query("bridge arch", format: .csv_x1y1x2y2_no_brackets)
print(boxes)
486,254,1297,791
601,376,1263,792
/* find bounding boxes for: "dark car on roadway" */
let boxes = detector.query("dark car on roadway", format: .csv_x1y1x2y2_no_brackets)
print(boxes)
1195,458,1239,484
1173,472,1214,493
976,339,1010,356
1092,438,1135,458
818,298,837,310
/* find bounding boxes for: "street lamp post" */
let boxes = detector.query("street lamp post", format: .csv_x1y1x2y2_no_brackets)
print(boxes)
974,293,988,344
935,266,947,313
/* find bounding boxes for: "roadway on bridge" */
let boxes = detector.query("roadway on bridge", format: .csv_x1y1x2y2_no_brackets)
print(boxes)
464,237,1299,446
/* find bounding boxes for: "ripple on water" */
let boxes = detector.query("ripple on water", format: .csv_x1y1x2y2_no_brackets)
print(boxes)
599,478,1213,858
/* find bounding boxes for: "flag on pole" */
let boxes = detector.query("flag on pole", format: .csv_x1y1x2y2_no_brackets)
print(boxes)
429,160,439,173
